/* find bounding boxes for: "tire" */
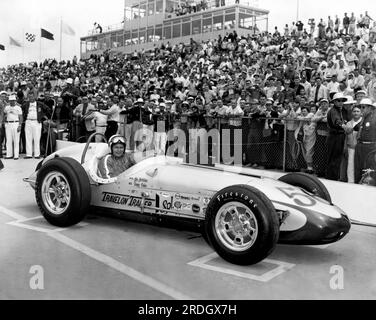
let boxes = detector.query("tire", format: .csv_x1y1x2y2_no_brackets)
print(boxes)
35,157,91,227
35,159,44,172
278,172,332,203
204,185,279,265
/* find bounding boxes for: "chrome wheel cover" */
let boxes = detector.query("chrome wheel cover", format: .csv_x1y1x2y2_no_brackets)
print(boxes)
215,201,258,252
41,171,71,215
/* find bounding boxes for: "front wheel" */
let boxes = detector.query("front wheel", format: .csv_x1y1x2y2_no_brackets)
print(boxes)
204,185,279,265
278,172,332,203
35,157,91,227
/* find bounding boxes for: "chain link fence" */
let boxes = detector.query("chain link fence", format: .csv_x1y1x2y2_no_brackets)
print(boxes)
67,113,331,175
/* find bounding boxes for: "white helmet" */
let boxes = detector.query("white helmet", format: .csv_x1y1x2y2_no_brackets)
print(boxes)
108,135,126,150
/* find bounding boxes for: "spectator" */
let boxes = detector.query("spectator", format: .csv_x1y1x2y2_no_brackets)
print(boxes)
23,91,48,159
343,13,350,34
296,106,315,173
3,95,23,160
354,98,376,183
73,96,96,140
344,104,362,183
326,92,350,180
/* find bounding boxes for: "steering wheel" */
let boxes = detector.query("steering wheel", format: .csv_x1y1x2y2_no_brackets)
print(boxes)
81,133,108,164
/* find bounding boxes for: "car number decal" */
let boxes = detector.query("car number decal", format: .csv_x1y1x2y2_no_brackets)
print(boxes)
276,187,317,207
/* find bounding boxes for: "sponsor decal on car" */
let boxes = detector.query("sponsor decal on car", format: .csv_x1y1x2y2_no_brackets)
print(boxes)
174,201,182,209
129,177,149,188
101,192,154,207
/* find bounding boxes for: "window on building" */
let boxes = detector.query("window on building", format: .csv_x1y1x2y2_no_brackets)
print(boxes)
125,31,131,45
239,13,254,29
131,30,139,44
213,14,223,31
98,35,105,50
182,19,191,37
139,28,146,44
163,25,172,39
116,32,124,47
147,27,154,42
105,34,111,50
192,19,201,34
81,41,87,53
132,5,139,19
166,0,178,14
111,32,117,48
203,17,212,33
148,0,155,16
155,26,162,41
173,23,181,38
224,13,235,30
125,7,132,21
140,2,147,18
156,0,163,14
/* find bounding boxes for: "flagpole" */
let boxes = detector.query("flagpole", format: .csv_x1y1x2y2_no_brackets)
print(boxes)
39,31,42,63
60,17,62,62
22,28,25,63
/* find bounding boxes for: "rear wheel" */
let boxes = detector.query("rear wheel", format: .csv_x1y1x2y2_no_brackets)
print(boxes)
35,157,91,227
278,172,332,203
204,185,279,265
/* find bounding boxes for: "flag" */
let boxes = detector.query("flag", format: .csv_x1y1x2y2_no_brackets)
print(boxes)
0,44,5,51
41,28,54,40
9,36,22,47
61,21,75,36
26,33,36,42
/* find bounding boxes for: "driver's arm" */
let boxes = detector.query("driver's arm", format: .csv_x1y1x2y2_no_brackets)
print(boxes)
98,155,113,179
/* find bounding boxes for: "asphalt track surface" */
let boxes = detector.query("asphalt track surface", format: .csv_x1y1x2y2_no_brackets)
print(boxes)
1,158,376,299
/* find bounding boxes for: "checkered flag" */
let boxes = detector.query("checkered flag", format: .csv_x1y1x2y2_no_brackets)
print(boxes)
25,33,36,42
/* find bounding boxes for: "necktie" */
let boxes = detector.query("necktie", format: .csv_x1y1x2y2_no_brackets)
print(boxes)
315,85,320,103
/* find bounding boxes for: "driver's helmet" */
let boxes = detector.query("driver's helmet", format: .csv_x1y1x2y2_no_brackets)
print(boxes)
108,135,126,152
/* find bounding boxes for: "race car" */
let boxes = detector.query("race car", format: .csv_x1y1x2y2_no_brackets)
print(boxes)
25,137,351,266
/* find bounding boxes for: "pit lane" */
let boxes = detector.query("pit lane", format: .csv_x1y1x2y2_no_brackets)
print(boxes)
1,158,375,299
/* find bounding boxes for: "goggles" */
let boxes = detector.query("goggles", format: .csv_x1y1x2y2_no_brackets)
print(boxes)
109,135,126,146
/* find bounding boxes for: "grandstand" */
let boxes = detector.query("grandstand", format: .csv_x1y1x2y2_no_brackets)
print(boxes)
80,0,269,59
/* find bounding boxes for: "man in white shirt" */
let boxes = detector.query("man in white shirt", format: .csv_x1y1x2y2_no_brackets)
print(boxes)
86,100,108,142
23,92,45,159
99,95,121,140
3,95,23,160
327,74,341,99
73,96,96,140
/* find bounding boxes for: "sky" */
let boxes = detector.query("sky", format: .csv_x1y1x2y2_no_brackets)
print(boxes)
0,0,374,67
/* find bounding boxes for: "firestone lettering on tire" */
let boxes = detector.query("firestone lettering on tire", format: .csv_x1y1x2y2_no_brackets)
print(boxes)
216,191,258,208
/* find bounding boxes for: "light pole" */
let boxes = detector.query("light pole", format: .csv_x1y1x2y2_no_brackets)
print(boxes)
296,0,300,22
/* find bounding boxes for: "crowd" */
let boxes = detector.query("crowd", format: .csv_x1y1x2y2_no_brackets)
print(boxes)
167,0,210,17
1,11,376,184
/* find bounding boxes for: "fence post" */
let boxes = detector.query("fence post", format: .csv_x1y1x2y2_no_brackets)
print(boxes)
218,117,222,165
282,120,287,172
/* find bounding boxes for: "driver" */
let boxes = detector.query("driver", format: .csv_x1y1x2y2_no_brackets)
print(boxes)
98,135,136,179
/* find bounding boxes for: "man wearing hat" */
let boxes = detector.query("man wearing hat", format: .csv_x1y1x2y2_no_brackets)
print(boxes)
152,102,169,155
354,98,376,183
355,89,367,104
128,98,152,151
23,91,48,159
3,95,23,160
326,92,351,180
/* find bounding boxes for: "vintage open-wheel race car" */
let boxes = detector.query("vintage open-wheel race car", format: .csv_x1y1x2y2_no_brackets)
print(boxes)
25,134,351,266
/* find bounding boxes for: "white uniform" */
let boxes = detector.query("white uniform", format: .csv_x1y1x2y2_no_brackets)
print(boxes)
25,102,42,157
93,112,108,142
4,104,22,158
